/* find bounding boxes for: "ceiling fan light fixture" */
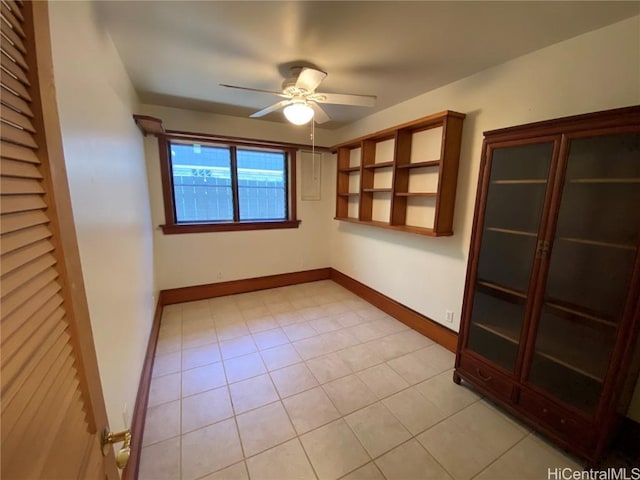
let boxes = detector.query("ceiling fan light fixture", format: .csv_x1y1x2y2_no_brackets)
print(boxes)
283,102,314,125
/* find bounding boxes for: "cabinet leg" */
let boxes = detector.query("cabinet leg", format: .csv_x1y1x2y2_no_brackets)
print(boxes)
453,371,462,385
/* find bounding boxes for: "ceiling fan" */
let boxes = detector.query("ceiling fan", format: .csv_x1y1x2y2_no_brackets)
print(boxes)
220,66,377,125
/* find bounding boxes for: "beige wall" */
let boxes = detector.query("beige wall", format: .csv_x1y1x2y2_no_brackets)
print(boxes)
329,15,639,330
139,105,335,290
328,16,640,420
48,1,155,432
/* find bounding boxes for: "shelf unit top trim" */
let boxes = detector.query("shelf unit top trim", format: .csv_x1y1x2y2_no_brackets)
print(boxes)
330,110,466,151
483,105,640,140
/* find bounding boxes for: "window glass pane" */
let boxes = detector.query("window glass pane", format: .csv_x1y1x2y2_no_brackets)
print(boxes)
237,150,286,221
171,143,233,222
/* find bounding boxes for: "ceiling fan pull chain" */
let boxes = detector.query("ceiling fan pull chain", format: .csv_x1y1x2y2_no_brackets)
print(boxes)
311,120,317,179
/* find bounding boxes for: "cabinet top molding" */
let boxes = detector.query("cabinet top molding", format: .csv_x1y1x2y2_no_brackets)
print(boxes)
484,105,640,140
331,110,466,151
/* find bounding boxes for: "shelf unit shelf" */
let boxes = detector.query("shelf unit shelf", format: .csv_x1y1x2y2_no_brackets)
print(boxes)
337,192,360,197
395,192,437,197
485,227,538,237
333,110,465,236
557,236,636,251
334,217,443,237
363,188,392,193
544,300,617,328
363,161,394,170
338,166,361,173
473,311,607,383
397,160,440,169
476,279,527,299
568,178,640,184
491,179,548,185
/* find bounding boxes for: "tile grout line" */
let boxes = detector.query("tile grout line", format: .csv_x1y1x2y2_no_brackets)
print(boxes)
217,320,249,470
145,282,482,480
153,317,462,418
140,371,482,450
272,376,322,480
220,290,359,478
469,432,533,480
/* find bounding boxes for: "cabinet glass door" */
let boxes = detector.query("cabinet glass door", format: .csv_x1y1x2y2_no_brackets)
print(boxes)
466,142,554,372
528,132,640,413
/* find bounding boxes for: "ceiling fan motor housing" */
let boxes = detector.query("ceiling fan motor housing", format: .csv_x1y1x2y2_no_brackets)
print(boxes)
282,66,309,95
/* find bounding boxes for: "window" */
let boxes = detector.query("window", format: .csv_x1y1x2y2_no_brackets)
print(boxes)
158,137,300,234
171,142,288,222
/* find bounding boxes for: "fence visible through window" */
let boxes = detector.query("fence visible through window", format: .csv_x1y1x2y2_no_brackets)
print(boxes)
171,143,286,222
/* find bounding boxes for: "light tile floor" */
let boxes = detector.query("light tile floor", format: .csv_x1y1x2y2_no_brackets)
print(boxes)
140,280,582,480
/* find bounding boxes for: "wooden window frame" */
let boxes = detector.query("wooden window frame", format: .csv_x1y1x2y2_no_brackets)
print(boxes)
157,134,300,234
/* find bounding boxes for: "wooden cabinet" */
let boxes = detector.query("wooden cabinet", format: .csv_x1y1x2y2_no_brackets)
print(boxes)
334,111,465,236
456,106,640,462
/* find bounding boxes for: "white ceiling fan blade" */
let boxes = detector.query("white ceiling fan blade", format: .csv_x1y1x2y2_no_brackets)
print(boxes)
220,84,289,98
250,100,292,118
312,92,377,107
295,67,327,93
310,102,330,124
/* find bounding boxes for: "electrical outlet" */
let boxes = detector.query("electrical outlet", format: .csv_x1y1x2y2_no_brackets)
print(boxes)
217,271,223,280
445,310,454,324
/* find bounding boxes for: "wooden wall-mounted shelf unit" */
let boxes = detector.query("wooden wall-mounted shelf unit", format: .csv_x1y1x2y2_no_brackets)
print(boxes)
333,110,465,236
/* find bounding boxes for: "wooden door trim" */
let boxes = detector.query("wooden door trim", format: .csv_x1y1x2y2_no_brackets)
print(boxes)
514,136,563,383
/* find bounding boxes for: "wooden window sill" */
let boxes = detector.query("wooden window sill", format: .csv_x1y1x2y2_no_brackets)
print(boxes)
161,220,301,234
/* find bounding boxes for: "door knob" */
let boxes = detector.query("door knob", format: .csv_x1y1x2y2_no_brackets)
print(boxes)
101,427,131,469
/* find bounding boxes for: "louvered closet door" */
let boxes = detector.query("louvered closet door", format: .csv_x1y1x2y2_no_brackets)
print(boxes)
1,1,117,479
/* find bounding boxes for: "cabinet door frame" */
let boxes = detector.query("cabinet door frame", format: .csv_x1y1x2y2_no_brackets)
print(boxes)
457,135,562,380
520,125,640,425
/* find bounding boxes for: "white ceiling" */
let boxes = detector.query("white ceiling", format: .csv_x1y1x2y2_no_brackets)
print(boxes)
96,1,639,129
